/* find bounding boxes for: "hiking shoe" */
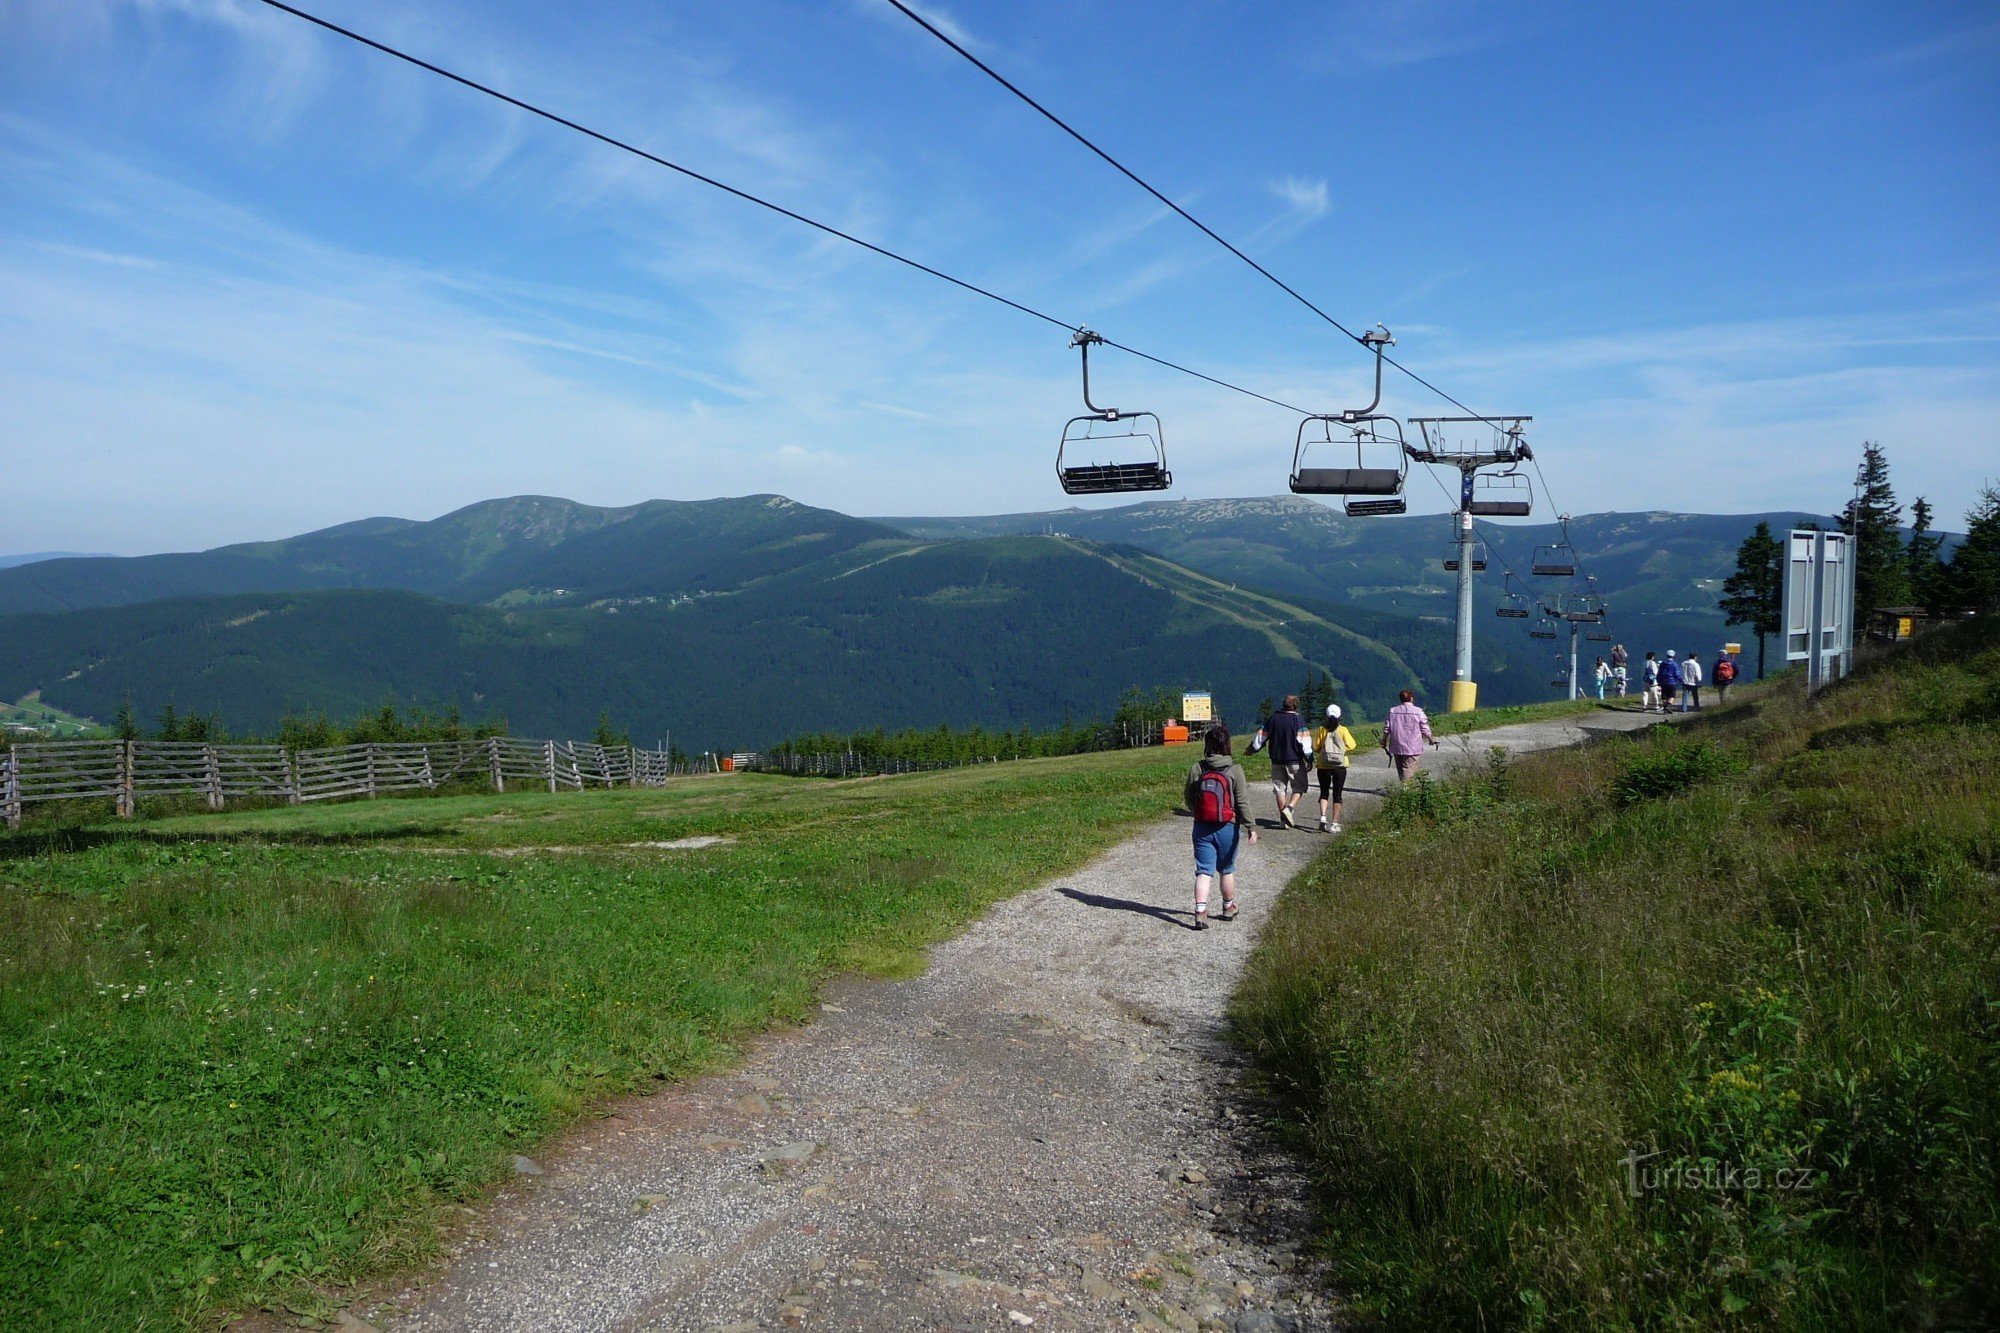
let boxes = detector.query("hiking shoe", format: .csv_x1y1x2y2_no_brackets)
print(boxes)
1330,822,1343,834
1192,912,1209,931
1218,902,1239,922
1280,807,1295,829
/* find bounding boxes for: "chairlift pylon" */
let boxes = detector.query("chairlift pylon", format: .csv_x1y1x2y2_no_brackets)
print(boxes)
1056,330,1171,495
1289,326,1409,516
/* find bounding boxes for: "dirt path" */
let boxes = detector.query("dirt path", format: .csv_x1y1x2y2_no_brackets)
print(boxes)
355,708,1660,1333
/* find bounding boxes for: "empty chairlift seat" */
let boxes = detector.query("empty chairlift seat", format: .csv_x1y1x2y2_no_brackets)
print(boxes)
1469,470,1533,517
1055,329,1173,496
1291,415,1409,516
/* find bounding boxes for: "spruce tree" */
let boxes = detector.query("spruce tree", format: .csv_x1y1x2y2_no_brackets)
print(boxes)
1719,522,1783,679
1841,442,1909,617
1903,496,1949,613
1944,484,2000,613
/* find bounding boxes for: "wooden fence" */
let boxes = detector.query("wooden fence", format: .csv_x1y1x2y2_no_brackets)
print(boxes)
1,737,675,829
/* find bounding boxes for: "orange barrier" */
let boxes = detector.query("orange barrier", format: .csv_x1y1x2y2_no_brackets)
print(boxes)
1162,724,1190,745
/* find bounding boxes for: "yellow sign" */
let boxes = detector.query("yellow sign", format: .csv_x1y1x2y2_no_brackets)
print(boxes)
1723,642,1743,655
1181,691,1213,723
1897,616,1914,640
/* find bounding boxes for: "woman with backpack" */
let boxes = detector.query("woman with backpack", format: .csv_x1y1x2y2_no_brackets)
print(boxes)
1593,656,1611,700
1310,704,1358,833
1183,724,1256,930
1641,652,1661,712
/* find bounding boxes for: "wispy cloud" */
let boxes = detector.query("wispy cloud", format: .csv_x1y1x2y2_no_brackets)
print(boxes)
1269,175,1330,221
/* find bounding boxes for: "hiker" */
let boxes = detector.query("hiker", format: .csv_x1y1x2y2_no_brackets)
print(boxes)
1681,652,1703,711
1310,703,1357,833
1611,643,1630,697
1183,724,1255,930
1593,656,1611,700
1658,650,1682,713
1713,651,1738,702
1641,652,1661,712
1264,693,1311,828
1383,689,1438,782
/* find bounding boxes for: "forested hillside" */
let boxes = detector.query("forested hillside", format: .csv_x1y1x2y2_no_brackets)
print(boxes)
0,536,1495,749
883,497,1842,658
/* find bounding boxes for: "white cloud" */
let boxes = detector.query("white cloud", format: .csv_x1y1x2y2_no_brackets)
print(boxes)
1269,175,1330,221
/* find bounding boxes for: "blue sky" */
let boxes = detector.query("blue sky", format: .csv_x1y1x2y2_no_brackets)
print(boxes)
3,0,1996,553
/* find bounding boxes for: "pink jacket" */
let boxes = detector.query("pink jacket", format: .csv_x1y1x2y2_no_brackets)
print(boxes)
1383,702,1435,756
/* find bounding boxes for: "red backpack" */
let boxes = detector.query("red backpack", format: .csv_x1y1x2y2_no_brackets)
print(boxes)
1714,658,1737,684
1194,768,1236,823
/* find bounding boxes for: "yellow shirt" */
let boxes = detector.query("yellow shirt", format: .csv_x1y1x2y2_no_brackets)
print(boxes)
1310,723,1357,769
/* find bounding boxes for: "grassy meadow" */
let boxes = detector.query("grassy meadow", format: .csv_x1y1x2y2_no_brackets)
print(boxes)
2,746,1215,1327
1236,622,2000,1329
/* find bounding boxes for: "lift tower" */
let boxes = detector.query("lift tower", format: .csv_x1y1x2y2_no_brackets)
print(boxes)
1409,417,1534,713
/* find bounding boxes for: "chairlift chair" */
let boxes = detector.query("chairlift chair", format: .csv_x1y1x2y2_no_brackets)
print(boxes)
1586,629,1613,643
1468,469,1533,518
1290,324,1408,516
1532,516,1579,577
1494,572,1532,618
1442,535,1488,572
1529,616,1558,640
1056,330,1171,496
1290,415,1410,516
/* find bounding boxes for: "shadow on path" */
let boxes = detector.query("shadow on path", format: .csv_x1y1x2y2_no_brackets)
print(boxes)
1056,885,1200,931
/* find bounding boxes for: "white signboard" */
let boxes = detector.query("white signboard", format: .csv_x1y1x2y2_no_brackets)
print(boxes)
1783,529,1855,693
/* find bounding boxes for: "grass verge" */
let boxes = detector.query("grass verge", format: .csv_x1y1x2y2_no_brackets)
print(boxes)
1234,622,2000,1328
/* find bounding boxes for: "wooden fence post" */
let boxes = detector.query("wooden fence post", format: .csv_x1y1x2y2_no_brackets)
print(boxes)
365,744,378,800
628,745,639,789
488,737,504,793
420,746,437,792
2,749,19,830
284,747,301,805
544,740,557,794
116,740,135,819
202,745,223,811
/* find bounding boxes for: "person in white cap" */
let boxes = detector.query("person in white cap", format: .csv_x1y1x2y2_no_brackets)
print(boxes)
1309,703,1358,833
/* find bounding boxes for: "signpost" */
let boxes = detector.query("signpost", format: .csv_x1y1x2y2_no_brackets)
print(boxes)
1783,529,1855,694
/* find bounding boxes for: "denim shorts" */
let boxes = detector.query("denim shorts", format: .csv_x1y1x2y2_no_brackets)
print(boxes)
1192,820,1241,876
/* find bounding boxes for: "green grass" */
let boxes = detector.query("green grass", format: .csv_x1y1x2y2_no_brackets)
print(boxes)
0,694,1625,1328
1234,623,2000,1329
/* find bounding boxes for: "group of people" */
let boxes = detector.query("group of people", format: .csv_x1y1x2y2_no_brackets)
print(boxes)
1178,689,1440,929
1590,643,1738,711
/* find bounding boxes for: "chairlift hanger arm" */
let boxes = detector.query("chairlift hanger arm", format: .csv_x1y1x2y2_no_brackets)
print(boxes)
1338,325,1395,423
1070,328,1119,419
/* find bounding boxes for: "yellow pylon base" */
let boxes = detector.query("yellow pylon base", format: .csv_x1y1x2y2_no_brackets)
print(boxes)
1447,680,1478,714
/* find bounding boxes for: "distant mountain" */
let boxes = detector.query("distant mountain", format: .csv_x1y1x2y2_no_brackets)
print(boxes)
0,536,1517,749
880,497,1841,662
0,552,113,570
0,495,901,615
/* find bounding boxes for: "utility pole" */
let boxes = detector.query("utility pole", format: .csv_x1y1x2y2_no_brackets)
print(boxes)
1409,418,1534,713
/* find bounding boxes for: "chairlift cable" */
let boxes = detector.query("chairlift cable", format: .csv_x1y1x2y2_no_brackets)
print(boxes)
885,0,1526,432
883,0,1366,345
248,0,1309,417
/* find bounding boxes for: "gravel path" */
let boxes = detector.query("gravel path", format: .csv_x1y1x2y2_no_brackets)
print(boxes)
354,708,1659,1333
